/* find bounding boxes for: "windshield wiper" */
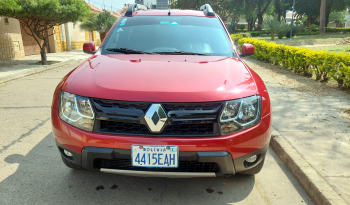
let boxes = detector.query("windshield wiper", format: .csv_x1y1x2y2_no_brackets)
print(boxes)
153,51,214,56
105,48,152,54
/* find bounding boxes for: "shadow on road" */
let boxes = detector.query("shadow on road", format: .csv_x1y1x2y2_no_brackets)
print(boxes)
1,133,255,204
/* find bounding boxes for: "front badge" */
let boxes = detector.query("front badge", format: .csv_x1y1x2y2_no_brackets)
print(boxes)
144,104,167,133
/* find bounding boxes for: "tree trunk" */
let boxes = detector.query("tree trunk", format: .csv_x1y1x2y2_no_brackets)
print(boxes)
319,0,326,35
307,16,312,27
247,19,253,31
40,40,49,65
275,0,281,22
325,5,332,27
271,34,275,41
100,32,106,42
257,14,263,31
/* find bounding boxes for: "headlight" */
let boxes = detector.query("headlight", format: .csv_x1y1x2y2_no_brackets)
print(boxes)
59,91,95,131
219,95,261,135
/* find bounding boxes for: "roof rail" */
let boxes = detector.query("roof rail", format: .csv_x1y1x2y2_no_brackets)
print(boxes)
199,4,215,17
125,3,148,16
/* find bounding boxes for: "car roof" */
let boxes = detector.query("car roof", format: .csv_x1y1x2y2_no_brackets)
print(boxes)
130,9,216,17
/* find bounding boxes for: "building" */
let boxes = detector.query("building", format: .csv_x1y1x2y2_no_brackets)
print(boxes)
0,17,25,62
0,2,103,62
135,0,170,9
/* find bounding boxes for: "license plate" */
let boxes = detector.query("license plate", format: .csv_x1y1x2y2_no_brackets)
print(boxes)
132,145,179,168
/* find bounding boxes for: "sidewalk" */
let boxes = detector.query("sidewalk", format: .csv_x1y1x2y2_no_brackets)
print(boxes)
244,57,350,205
0,50,89,84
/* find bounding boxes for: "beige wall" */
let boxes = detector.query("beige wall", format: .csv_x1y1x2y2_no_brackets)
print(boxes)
69,22,86,50
0,17,22,41
0,17,25,62
69,22,86,42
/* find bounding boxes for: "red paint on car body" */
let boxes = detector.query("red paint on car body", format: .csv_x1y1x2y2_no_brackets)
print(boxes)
51,8,272,172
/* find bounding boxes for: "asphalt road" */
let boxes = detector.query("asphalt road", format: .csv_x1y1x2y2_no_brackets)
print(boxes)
0,60,314,205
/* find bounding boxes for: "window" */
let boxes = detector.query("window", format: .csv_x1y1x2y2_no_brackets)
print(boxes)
4,18,9,25
103,16,235,57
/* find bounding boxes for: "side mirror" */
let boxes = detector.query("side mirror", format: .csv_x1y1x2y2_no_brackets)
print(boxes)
83,41,96,54
240,43,255,57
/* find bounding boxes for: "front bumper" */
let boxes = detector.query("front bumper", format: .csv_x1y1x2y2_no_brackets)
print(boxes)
56,140,269,177
52,108,271,177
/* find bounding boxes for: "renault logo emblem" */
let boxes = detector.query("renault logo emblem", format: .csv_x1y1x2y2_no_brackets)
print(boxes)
144,104,167,133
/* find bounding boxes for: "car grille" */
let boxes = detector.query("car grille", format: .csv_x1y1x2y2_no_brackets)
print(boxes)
95,158,220,173
91,98,222,136
100,120,214,136
100,121,149,134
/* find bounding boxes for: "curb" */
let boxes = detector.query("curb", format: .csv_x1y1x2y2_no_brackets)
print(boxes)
0,59,84,85
270,129,347,205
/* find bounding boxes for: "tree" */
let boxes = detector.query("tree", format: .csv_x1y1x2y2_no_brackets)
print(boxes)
285,0,350,27
329,11,346,25
170,0,204,10
80,11,118,42
256,0,274,31
171,0,244,21
243,0,259,31
211,0,242,21
241,0,273,31
0,0,90,65
264,15,279,40
274,0,284,21
319,0,327,34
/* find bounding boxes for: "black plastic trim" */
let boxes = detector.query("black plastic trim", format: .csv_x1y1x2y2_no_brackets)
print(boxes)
55,141,269,175
199,4,215,17
83,50,96,55
233,143,269,173
125,3,148,16
56,141,82,167
90,98,224,136
240,53,255,57
167,105,221,117
95,130,220,137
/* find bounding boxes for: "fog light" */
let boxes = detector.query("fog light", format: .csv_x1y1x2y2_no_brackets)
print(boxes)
64,150,73,157
245,155,257,163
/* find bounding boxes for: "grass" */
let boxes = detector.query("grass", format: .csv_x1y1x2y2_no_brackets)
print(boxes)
303,45,350,54
255,33,349,46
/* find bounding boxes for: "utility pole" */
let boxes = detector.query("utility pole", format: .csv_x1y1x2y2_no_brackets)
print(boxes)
290,0,295,39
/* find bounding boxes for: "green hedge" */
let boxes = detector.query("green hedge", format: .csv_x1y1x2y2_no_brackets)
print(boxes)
303,27,350,33
325,27,350,33
231,33,251,44
238,38,350,89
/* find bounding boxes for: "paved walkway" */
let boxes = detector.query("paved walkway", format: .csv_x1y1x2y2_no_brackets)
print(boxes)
0,50,89,82
245,57,350,204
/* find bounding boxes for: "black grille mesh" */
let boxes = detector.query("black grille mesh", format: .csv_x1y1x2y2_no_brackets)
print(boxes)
95,158,220,173
100,121,148,134
162,123,213,135
100,120,214,135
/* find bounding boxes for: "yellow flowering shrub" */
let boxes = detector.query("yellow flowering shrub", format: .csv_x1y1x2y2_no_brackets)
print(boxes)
238,38,350,89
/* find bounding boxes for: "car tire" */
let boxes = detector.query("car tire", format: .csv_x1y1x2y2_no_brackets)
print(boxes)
238,158,265,175
61,156,84,170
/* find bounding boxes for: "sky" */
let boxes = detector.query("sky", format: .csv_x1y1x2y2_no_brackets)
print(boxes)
86,0,135,11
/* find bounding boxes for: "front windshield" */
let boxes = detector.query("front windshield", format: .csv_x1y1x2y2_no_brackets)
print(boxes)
102,16,235,57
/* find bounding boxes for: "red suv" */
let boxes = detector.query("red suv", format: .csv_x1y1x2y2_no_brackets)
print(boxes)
51,4,271,177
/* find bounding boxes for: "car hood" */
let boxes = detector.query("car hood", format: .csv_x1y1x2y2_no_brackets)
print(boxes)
63,54,257,102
